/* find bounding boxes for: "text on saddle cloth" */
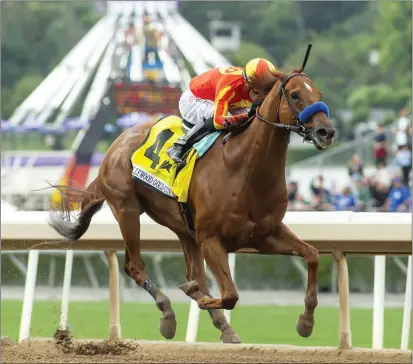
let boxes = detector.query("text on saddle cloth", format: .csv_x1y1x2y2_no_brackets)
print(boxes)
130,115,221,202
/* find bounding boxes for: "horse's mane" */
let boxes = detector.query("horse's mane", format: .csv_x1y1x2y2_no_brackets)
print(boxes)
249,67,304,102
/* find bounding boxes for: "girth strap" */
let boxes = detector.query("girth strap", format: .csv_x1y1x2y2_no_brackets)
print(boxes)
179,202,196,238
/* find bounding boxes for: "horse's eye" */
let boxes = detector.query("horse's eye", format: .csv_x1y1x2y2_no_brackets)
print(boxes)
290,92,300,100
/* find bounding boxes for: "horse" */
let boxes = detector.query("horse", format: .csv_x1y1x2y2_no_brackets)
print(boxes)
49,45,336,344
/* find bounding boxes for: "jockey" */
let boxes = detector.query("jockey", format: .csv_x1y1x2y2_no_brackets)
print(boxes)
166,58,277,164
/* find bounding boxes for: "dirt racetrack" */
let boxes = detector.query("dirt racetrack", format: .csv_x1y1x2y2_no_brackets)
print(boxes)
2,337,412,364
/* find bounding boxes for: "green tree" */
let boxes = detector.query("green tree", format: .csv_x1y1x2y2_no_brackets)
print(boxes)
375,2,412,90
231,41,274,67
179,1,369,65
2,75,44,119
375,1,412,111
1,2,100,118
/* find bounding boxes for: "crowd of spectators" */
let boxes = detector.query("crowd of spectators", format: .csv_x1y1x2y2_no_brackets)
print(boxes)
288,108,412,213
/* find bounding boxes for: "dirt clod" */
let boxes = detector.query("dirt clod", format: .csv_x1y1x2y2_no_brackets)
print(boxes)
75,341,138,356
53,329,137,356
54,329,74,353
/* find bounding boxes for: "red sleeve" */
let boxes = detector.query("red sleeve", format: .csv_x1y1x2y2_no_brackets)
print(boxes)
213,84,236,129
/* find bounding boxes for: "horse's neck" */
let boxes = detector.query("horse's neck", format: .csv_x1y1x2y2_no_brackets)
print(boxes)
226,88,290,192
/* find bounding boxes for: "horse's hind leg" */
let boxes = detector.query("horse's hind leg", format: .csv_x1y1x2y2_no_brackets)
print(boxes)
178,235,240,343
111,198,176,339
257,223,319,338
183,236,239,311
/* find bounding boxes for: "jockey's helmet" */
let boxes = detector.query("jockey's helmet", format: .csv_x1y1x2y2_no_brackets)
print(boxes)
243,58,276,83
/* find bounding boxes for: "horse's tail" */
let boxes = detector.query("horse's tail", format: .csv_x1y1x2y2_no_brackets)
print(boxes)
48,178,105,240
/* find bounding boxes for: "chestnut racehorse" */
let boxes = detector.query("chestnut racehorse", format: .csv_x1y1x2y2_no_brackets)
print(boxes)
49,45,335,343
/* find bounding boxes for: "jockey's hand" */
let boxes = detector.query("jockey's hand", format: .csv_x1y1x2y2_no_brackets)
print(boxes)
247,100,261,118
224,113,249,128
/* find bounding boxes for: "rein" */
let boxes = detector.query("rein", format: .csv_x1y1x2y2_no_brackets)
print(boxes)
255,105,313,143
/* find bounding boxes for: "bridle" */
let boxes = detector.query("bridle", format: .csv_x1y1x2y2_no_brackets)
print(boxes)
252,44,329,145
254,73,314,144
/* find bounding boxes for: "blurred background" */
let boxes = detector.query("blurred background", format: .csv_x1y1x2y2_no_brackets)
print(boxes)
1,0,411,346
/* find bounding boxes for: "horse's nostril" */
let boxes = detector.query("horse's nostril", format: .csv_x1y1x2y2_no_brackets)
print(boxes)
316,128,328,138
316,128,335,140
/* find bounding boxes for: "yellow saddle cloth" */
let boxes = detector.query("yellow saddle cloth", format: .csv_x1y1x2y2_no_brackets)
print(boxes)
131,115,219,202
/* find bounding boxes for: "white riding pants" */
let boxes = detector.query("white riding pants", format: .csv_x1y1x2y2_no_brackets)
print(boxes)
179,89,214,131
178,89,249,131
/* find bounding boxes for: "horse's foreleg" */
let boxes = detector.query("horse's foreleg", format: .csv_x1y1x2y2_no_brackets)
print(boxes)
257,222,319,338
111,199,176,339
178,235,240,343
192,236,239,311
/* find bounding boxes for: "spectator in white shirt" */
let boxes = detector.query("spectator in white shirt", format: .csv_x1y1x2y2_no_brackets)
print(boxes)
393,108,411,150
374,162,392,188
395,145,412,186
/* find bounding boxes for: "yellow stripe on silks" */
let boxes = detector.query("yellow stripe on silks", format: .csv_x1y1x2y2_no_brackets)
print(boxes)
231,99,252,109
172,148,199,202
213,87,234,129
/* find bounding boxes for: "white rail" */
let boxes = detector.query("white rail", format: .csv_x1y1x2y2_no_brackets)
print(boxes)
1,211,411,349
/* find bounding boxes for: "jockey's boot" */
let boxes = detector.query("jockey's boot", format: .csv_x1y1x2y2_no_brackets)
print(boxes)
167,119,211,164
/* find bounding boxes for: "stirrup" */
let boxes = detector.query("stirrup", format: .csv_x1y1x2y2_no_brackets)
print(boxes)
166,145,184,164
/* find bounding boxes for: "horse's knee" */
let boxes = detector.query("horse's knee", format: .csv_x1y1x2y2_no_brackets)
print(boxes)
222,292,239,310
306,245,319,266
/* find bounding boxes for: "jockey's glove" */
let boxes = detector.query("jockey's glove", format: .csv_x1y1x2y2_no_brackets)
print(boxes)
247,100,261,118
224,113,249,128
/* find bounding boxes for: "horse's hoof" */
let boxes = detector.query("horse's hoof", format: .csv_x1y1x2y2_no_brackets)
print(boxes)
179,280,200,297
296,314,314,338
220,329,241,344
160,316,177,339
